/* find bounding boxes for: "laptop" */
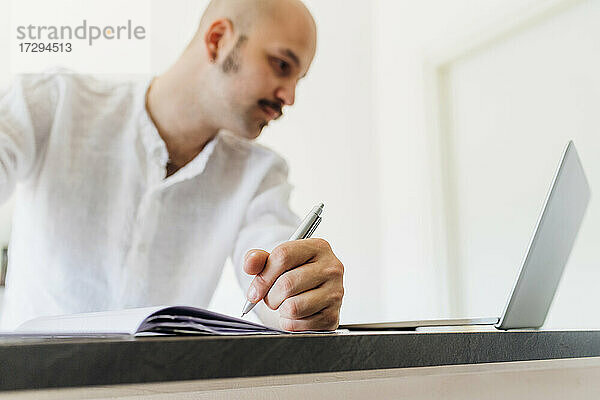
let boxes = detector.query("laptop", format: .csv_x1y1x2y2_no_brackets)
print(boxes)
341,141,591,331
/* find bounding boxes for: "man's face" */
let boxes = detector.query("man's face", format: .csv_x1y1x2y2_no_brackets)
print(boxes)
213,11,316,139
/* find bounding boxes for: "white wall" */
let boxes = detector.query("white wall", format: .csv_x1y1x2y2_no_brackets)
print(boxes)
374,0,600,328
373,0,538,320
443,0,600,328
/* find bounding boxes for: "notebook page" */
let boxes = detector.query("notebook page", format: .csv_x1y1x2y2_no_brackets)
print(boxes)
15,306,165,335
138,306,286,335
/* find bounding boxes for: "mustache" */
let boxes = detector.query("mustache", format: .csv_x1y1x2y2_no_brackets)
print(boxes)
258,99,283,117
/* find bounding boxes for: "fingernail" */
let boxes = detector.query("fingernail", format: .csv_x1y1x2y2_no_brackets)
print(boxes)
245,251,258,263
247,285,258,302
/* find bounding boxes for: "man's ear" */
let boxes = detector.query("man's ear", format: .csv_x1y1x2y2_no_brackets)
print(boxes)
204,18,234,62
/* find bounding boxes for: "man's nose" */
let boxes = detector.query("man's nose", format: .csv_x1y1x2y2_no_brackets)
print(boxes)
275,83,296,107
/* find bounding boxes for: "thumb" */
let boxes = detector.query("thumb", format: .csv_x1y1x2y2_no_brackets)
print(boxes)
243,249,269,275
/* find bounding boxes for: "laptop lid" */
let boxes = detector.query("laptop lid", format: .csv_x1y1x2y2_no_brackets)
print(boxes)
496,141,591,330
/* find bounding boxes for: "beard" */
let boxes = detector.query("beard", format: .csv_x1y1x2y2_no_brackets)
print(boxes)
218,37,282,139
226,103,268,140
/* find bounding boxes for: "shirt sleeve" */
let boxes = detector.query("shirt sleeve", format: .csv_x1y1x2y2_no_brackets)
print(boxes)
231,155,301,327
0,74,57,203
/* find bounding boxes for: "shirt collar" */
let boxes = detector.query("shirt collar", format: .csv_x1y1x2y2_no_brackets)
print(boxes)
136,77,220,182
138,77,169,166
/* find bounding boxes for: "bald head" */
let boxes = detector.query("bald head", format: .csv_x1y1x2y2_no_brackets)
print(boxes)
198,0,316,40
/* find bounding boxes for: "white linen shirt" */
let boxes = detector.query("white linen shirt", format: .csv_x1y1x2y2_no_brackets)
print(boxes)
0,71,300,330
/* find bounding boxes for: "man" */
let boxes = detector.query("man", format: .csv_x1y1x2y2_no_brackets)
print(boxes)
0,0,344,331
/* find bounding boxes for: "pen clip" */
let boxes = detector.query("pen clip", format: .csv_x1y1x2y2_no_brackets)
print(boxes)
303,216,321,239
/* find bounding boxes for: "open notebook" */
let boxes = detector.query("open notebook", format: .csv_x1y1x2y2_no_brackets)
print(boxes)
14,306,285,336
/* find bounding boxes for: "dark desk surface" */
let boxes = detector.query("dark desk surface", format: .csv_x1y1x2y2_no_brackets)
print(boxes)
1,330,600,391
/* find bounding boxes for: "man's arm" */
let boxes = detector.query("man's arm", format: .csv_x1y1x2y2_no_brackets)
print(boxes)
231,155,301,327
231,155,345,331
0,74,56,202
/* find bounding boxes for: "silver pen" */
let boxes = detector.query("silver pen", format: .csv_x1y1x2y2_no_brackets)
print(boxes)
241,203,324,317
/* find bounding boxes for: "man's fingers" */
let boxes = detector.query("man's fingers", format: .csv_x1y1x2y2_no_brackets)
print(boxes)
263,262,326,310
279,306,341,332
248,240,320,302
277,284,340,320
243,249,269,275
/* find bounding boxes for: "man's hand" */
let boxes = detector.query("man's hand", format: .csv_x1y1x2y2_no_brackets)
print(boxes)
243,239,344,331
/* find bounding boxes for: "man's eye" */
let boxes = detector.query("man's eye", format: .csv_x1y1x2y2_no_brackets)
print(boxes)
271,58,291,74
